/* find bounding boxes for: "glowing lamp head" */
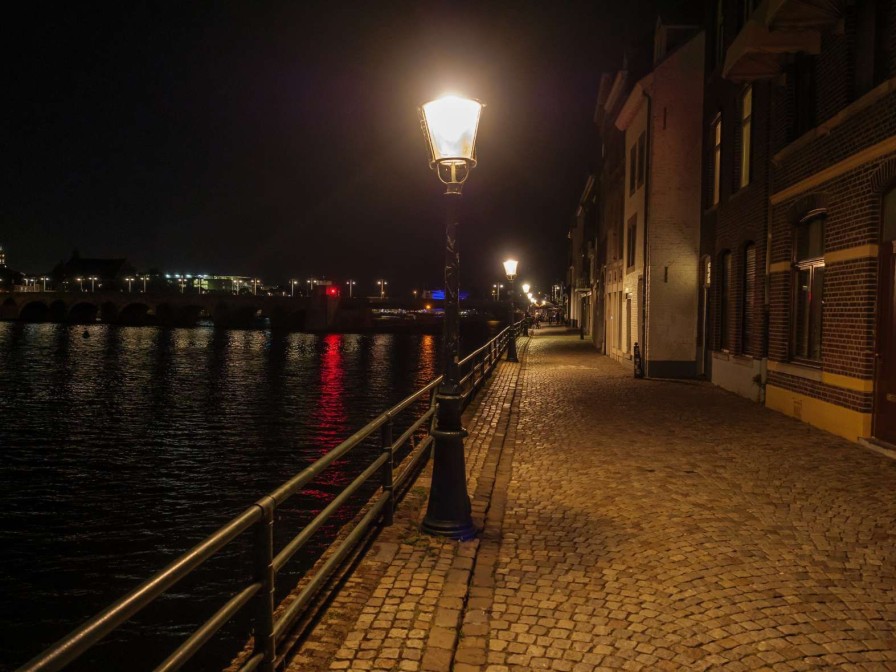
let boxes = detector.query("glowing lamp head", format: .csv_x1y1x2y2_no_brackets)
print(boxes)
420,95,482,191
503,259,518,280
522,283,530,294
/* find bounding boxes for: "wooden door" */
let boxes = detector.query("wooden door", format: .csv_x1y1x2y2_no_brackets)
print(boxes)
874,188,896,444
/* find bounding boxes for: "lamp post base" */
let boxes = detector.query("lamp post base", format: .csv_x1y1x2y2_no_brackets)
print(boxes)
507,326,519,362
422,391,476,540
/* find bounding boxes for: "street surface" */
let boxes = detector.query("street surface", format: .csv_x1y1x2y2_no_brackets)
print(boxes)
286,328,896,671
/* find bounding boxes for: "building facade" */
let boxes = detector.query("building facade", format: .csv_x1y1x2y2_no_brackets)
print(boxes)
611,26,705,376
719,0,896,442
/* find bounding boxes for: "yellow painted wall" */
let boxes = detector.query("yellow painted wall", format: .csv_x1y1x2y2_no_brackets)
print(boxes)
766,385,872,442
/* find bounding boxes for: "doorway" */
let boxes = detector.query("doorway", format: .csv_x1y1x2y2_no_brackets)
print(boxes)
874,187,896,444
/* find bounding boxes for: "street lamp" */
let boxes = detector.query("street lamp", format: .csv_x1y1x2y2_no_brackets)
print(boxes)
418,93,482,540
253,278,260,295
346,280,356,298
503,259,519,362
492,283,503,301
75,276,84,292
377,279,388,299
88,276,98,292
522,283,530,294
125,276,134,293
141,275,150,293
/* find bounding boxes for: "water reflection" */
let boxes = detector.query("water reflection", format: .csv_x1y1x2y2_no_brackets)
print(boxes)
0,323,461,669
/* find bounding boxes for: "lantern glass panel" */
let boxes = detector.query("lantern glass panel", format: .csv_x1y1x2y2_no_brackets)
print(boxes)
423,96,482,162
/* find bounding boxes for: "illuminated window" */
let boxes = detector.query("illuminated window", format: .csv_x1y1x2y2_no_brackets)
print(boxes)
739,87,752,189
712,115,722,205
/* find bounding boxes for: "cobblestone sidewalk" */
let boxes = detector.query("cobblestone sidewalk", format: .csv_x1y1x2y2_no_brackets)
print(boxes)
287,329,896,671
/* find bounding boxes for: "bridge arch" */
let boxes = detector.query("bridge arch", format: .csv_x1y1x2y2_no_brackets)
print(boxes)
20,301,50,322
69,302,99,324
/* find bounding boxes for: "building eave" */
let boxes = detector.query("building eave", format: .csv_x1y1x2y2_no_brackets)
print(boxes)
614,73,653,131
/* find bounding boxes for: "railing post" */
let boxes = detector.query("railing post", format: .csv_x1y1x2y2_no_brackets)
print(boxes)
253,498,276,672
381,416,394,526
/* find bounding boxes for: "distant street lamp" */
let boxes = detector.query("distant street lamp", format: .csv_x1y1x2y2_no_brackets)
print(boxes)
418,93,482,540
492,283,503,301
75,276,84,292
346,279,356,298
141,275,149,293
377,279,388,299
306,278,317,296
88,276,98,292
503,259,519,362
41,276,50,292
125,276,135,293
522,283,530,295
290,279,299,297
253,278,260,295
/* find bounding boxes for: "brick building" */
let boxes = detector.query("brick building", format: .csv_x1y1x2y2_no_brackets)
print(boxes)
714,0,896,443
700,0,774,400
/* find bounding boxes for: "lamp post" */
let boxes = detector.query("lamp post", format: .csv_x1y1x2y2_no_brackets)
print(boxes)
418,93,482,540
493,283,503,301
141,275,149,293
76,277,84,292
346,280,356,298
377,279,388,299
521,284,531,335
503,259,519,362
88,276,98,292
125,276,134,293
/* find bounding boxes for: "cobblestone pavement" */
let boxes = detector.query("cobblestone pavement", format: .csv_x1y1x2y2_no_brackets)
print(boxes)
286,329,896,671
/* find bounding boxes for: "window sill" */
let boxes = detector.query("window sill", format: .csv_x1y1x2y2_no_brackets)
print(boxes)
767,359,823,382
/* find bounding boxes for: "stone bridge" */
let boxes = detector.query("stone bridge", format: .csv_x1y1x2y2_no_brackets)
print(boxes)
0,292,509,331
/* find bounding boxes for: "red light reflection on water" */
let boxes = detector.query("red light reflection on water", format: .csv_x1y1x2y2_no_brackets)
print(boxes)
313,334,347,448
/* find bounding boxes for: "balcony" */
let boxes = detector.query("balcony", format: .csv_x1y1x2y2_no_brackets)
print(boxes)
722,0,843,82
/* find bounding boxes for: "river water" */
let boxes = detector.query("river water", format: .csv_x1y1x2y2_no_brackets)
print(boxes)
0,321,495,670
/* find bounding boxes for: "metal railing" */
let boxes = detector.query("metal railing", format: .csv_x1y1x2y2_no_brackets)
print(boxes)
19,322,522,672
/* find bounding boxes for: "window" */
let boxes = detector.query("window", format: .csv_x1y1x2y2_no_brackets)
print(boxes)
720,251,732,350
740,0,757,27
792,216,825,362
711,116,722,205
715,0,725,68
637,133,646,188
629,144,637,195
742,244,756,353
739,87,752,189
626,216,637,268
789,55,816,141
853,0,890,98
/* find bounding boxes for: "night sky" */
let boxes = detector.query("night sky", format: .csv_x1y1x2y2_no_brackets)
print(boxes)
3,1,695,297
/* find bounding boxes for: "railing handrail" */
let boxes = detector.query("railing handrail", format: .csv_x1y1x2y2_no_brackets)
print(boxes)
18,324,521,672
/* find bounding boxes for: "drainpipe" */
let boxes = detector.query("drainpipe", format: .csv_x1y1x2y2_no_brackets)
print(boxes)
761,82,773,405
641,89,652,377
